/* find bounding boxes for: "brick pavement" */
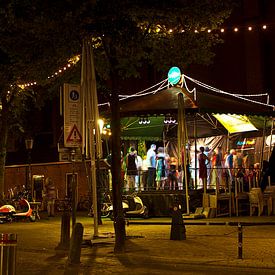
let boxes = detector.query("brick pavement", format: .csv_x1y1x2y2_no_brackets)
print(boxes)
2,214,275,274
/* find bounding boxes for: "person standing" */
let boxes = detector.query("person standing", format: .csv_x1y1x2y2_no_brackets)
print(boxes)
198,147,209,208
135,151,143,191
44,177,56,217
204,147,212,188
225,149,236,188
125,147,138,192
141,156,148,191
214,146,223,189
146,144,156,190
155,147,167,190
198,147,209,191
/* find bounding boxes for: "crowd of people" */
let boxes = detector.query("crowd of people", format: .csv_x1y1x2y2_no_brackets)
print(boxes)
104,144,268,194
119,144,186,192
113,144,268,193
196,146,267,193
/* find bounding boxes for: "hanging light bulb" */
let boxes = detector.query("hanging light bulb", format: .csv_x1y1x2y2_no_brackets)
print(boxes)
145,117,151,124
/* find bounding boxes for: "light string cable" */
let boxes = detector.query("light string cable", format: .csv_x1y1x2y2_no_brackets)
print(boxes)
181,73,197,100
98,78,168,107
232,92,270,104
183,74,275,108
118,78,168,100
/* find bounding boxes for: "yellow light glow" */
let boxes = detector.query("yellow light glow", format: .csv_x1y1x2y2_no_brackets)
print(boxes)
262,25,267,30
234,27,238,32
248,26,252,31
207,29,211,33
169,29,173,33
213,114,258,134
194,30,198,33
98,119,104,134
221,28,225,33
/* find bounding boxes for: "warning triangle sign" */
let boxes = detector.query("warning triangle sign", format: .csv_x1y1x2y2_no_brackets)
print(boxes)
66,124,82,143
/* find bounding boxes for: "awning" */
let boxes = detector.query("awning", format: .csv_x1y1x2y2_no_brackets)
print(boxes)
121,116,164,141
212,114,258,134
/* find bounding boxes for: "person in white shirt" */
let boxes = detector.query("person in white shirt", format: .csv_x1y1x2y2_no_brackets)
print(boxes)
146,144,156,190
135,151,143,191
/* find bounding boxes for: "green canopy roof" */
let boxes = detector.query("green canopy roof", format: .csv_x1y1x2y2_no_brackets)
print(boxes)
121,117,165,141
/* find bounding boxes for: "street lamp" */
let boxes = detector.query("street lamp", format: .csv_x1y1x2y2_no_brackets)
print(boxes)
25,138,34,192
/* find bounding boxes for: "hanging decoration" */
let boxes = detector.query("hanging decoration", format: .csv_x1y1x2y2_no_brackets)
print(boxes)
18,55,80,89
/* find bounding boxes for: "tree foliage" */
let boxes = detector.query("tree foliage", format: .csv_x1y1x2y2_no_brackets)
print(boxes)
0,0,234,251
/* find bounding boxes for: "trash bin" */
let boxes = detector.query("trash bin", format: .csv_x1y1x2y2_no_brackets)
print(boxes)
0,233,17,275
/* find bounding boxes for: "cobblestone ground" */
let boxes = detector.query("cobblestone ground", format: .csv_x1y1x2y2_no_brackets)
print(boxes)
1,213,275,274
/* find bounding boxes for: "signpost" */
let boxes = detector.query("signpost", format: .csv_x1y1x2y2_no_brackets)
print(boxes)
63,83,82,239
63,84,82,148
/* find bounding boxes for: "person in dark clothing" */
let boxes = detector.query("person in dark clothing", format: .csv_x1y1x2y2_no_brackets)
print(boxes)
260,160,270,191
125,147,137,191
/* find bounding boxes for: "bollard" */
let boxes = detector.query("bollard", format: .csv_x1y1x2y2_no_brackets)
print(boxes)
170,205,186,240
68,223,84,265
0,233,17,275
238,223,243,259
56,211,71,250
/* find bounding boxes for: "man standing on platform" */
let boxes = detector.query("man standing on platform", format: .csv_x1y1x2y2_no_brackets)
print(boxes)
146,144,156,190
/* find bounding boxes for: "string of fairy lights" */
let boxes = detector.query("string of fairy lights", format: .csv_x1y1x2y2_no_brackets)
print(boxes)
17,55,80,89
15,20,273,90
139,22,269,35
11,21,274,129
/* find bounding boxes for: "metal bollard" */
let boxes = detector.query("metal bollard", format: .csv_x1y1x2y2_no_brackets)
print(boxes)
56,211,71,250
0,233,17,275
68,223,83,265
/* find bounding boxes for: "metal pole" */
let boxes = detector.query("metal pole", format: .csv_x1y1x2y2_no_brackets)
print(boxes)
260,118,267,169
194,114,198,190
71,149,77,228
238,223,243,259
89,120,98,238
178,92,190,214
28,150,32,192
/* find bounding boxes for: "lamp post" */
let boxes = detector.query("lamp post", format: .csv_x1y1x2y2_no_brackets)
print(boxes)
70,148,77,228
25,138,34,193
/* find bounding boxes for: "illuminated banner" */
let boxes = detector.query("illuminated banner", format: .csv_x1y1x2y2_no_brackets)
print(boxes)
236,139,256,149
63,83,82,147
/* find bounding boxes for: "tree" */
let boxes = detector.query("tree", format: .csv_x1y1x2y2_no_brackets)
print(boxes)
0,0,234,252
86,0,234,253
0,0,83,196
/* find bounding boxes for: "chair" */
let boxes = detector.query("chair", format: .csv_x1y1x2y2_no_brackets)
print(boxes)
248,188,263,216
234,177,249,216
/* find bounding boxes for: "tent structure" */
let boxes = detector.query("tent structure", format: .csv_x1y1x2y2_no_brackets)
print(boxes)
111,86,275,140
118,86,274,117
99,79,275,215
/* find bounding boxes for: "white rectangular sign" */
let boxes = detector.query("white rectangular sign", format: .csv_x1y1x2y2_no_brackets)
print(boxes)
63,83,82,147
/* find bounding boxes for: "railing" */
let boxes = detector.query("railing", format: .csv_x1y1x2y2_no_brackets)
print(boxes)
100,166,263,193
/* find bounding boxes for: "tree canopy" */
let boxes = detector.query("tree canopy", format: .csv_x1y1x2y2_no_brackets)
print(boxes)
0,0,235,251
0,0,235,96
